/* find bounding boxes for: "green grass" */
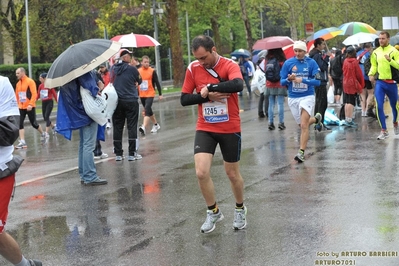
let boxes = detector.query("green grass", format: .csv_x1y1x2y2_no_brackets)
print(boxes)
162,87,182,93
35,87,182,115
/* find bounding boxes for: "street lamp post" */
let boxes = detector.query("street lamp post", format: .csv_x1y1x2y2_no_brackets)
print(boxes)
25,0,32,77
152,0,162,83
186,10,191,64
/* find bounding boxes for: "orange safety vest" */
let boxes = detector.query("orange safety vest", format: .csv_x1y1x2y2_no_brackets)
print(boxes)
138,67,156,98
15,76,37,109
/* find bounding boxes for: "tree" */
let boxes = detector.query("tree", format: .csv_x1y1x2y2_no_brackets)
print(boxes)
165,0,184,87
0,0,25,63
239,0,254,49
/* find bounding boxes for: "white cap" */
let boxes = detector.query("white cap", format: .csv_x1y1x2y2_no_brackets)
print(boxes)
293,41,307,52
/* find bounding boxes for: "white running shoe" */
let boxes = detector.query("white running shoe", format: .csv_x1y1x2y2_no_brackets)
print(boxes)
139,125,146,136
150,124,161,133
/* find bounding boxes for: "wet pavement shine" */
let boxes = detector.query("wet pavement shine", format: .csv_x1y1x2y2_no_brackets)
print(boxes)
2,94,399,266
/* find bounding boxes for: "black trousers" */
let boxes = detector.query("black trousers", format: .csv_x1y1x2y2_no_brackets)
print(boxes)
314,85,328,123
93,140,102,156
258,93,269,115
112,100,139,156
42,100,54,127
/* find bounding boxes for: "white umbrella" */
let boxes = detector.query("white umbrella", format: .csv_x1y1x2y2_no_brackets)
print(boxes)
110,33,161,48
342,32,378,46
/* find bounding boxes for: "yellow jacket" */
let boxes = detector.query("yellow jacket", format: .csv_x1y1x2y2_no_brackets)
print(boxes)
369,45,399,80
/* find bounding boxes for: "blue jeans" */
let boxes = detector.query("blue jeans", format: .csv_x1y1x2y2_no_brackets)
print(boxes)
79,121,98,182
268,95,285,124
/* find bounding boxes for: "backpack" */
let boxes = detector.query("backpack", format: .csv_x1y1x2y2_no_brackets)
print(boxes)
265,58,281,82
363,57,371,76
389,51,399,82
239,64,247,76
331,55,343,77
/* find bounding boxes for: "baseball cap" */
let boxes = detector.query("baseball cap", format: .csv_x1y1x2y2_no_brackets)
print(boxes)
346,46,356,53
120,49,132,57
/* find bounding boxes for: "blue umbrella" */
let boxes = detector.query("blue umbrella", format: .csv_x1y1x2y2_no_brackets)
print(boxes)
230,49,251,58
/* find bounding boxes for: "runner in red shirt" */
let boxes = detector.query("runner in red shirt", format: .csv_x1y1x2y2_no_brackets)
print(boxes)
181,35,247,233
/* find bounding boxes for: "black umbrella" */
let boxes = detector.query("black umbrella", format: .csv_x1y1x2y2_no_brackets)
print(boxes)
45,39,121,88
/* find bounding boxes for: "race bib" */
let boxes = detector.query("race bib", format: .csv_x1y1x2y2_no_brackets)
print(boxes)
202,100,229,123
19,91,27,103
140,80,149,91
292,82,308,92
40,90,48,99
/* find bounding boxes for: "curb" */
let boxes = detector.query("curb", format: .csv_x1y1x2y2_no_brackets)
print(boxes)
30,91,181,125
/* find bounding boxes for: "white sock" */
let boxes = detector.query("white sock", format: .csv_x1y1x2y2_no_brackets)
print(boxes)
14,256,29,266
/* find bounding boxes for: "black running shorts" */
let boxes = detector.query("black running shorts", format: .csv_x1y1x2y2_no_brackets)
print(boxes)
194,130,241,163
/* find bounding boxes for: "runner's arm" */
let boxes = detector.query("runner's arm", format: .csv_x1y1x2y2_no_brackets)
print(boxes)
180,92,210,106
152,71,162,95
207,78,243,93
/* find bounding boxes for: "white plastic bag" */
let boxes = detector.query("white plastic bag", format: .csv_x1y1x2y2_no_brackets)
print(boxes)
327,85,334,104
80,86,107,126
251,68,266,94
101,83,118,119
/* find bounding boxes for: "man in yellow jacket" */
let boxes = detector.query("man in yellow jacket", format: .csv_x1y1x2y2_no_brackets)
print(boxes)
368,31,399,140
14,67,44,148
138,56,163,135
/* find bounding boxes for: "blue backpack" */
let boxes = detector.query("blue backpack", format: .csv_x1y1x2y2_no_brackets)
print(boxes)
265,58,281,82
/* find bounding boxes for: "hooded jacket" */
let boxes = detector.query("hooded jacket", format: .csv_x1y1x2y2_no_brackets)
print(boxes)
110,61,142,101
309,48,330,85
56,71,99,140
343,57,365,94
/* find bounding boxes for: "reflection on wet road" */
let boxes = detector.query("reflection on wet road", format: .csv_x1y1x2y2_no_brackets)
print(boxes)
2,96,399,265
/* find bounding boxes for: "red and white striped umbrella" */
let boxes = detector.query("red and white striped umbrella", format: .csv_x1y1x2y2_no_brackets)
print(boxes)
110,33,161,48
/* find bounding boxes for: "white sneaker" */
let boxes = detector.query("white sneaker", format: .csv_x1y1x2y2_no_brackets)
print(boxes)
94,153,109,159
139,125,146,136
150,124,161,133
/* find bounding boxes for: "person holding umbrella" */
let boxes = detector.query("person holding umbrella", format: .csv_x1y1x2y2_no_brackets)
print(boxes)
57,71,108,185
45,39,122,185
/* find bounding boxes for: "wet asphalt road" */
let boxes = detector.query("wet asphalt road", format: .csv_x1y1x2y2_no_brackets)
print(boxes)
2,94,399,266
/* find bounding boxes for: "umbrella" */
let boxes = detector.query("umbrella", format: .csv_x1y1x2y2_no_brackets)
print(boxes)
110,33,161,48
230,49,251,58
45,39,121,88
252,49,267,63
306,27,343,41
390,35,399,45
338,22,377,35
252,36,294,50
342,32,378,46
